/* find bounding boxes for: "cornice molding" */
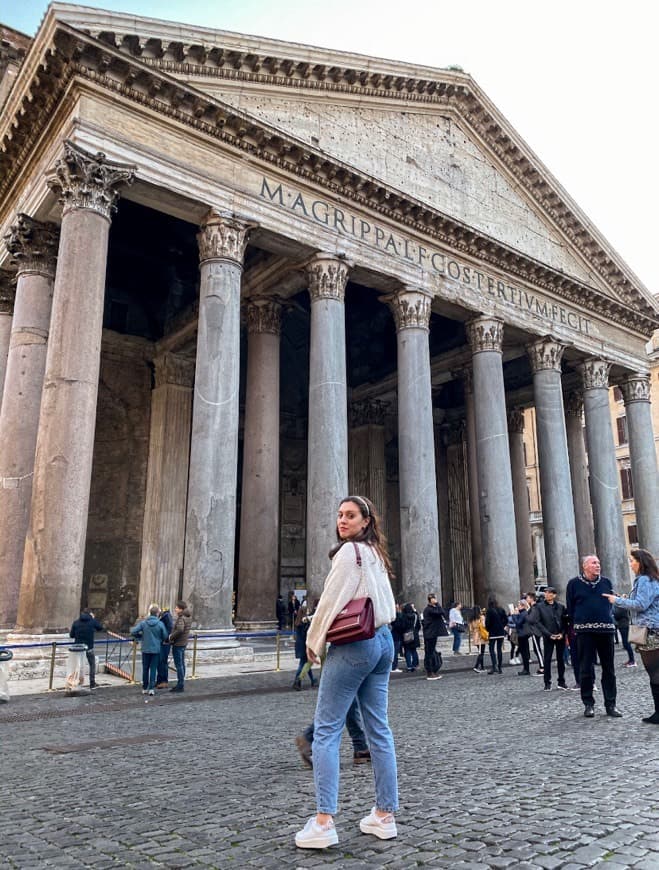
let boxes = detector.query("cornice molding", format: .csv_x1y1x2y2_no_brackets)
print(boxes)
1,22,657,335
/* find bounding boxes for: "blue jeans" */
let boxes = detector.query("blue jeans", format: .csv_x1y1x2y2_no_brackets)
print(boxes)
157,643,171,684
172,645,186,689
313,626,398,815
451,627,462,652
303,697,368,753
403,646,418,670
141,652,159,690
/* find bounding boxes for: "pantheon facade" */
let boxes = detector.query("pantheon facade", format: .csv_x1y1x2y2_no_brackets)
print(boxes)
1,4,658,634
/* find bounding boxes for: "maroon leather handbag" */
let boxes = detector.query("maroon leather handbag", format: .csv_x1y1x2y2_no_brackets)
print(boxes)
326,543,375,646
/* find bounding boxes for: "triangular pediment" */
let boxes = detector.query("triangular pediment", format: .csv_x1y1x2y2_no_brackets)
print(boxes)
2,4,657,330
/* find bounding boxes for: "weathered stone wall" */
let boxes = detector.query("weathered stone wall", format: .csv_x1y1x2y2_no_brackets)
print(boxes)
82,331,153,632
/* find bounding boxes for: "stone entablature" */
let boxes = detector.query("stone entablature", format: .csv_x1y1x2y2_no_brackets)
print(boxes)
0,17,656,338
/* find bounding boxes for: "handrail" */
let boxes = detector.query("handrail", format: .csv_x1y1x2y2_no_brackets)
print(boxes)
0,630,294,649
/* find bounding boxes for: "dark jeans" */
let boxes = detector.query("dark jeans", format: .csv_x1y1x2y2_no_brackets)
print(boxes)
424,636,441,675
172,645,186,689
404,645,418,670
391,632,402,669
86,649,96,687
474,644,485,670
451,626,462,652
543,637,566,686
517,636,531,671
618,624,635,663
488,637,503,670
577,632,616,708
157,643,171,684
141,652,159,690
303,696,368,753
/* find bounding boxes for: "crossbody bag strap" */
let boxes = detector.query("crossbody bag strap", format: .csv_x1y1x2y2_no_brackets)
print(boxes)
351,540,362,567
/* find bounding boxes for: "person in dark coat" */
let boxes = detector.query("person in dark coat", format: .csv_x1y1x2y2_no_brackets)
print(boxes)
422,593,447,680
513,600,532,675
485,596,508,674
288,591,300,630
401,603,421,672
390,603,405,672
276,594,287,630
168,600,192,693
69,608,104,689
535,587,569,690
156,607,174,688
292,603,317,690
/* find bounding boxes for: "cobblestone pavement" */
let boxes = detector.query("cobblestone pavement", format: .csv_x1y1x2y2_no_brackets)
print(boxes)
1,650,658,869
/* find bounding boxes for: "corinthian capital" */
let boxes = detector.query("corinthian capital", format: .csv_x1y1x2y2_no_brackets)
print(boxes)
507,407,525,434
48,140,136,220
306,254,349,302
564,390,584,418
4,214,59,278
527,337,565,373
388,287,431,331
619,373,651,405
0,271,16,314
578,357,610,391
466,316,503,354
197,210,254,265
246,297,282,335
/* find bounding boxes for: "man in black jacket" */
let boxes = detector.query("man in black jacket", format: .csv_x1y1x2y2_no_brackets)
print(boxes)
69,608,104,689
566,554,622,718
535,587,568,691
422,594,447,681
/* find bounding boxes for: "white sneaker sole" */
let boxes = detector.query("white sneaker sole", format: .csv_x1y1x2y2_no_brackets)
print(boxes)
360,819,397,839
295,830,338,849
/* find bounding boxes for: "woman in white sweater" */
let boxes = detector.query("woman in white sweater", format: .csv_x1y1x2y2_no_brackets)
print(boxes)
295,495,398,850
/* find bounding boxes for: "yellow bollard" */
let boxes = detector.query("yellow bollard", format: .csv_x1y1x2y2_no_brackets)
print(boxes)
190,634,199,679
130,640,138,684
47,641,57,692
275,631,281,672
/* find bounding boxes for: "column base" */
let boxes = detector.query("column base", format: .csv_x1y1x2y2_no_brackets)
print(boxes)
4,632,73,682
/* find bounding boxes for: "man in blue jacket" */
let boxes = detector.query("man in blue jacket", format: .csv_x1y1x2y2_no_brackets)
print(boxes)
131,605,169,696
566,554,622,719
70,608,104,689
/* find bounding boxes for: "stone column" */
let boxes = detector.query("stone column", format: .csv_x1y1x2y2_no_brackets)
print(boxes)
0,273,15,406
389,287,440,612
16,142,135,632
465,316,519,605
349,399,388,519
578,358,628,586
507,408,534,596
0,215,58,628
183,212,253,628
620,374,659,555
235,298,282,629
434,413,454,604
456,366,486,605
305,255,349,603
528,338,579,597
139,352,194,616
564,391,596,557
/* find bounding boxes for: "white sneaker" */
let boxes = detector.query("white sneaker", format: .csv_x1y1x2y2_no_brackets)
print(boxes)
360,808,397,840
426,674,442,681
295,817,338,849
148,689,155,696
142,689,148,695
391,669,403,673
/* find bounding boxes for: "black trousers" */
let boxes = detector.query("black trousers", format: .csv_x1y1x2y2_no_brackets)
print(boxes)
517,636,531,671
542,637,566,686
577,632,616,708
424,637,441,675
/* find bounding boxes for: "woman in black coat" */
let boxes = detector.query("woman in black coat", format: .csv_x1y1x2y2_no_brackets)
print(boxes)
401,603,421,672
485,596,508,674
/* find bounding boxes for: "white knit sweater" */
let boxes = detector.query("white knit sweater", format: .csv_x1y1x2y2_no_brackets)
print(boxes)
306,541,396,656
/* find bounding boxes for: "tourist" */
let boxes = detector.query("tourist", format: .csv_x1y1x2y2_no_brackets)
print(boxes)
566,555,622,718
514,599,532,676
69,607,104,689
168,600,192,693
294,495,397,849
468,606,487,673
485,596,507,674
276,594,287,631
288,591,300,630
525,591,545,675
390,602,405,672
293,603,317,690
602,549,659,724
130,605,169,696
295,697,371,769
155,606,173,688
613,596,636,668
421,593,446,680
507,604,520,665
448,601,465,654
535,587,568,690
400,603,421,672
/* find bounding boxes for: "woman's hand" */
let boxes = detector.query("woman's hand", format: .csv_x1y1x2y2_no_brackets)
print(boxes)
306,646,321,665
602,593,617,603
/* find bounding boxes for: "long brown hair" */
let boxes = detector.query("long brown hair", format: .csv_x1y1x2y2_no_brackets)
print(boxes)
630,548,659,580
329,495,395,580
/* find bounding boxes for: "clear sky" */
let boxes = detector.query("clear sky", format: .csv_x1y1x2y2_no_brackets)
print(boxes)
4,0,658,295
